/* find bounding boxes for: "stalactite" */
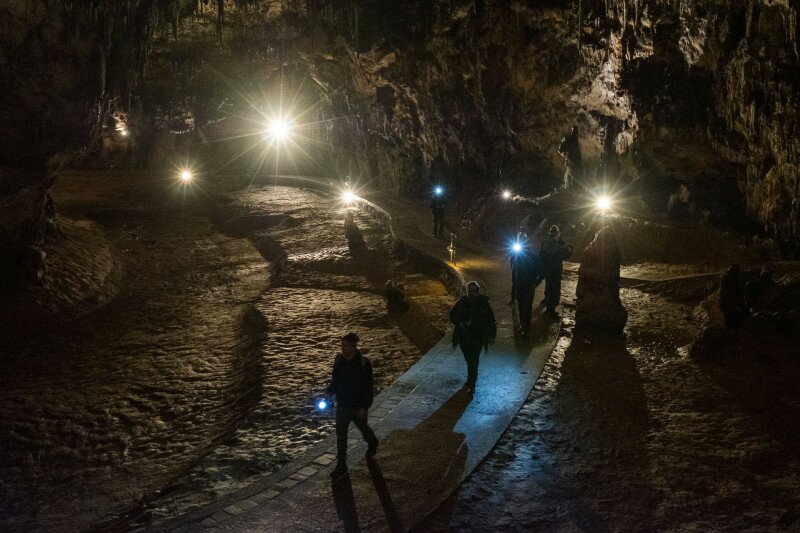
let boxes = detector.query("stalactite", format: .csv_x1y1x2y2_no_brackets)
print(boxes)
217,0,224,43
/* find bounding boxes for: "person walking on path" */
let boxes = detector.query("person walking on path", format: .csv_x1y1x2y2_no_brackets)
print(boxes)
449,281,496,393
508,232,525,305
512,236,543,337
508,254,517,306
540,225,573,320
325,332,379,478
430,189,448,238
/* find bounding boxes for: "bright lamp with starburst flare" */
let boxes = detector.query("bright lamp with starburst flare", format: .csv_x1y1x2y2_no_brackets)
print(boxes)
342,190,356,204
596,194,612,212
264,117,292,142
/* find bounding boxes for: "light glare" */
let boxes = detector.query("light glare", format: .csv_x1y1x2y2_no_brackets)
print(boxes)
512,243,522,252
596,195,611,211
180,169,192,182
502,190,511,199
265,117,292,141
434,187,443,195
318,400,327,410
342,190,355,204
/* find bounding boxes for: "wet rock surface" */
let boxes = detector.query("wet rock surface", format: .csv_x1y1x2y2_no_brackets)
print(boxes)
0,216,120,339
419,269,800,531
143,186,454,526
0,203,270,532
0,181,453,532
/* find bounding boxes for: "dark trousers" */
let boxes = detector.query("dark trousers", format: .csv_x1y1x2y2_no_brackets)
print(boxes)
460,342,482,388
544,273,562,313
516,284,534,331
335,406,378,463
510,269,516,303
432,211,444,237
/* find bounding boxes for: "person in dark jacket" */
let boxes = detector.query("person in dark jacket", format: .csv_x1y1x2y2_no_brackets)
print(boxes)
508,232,526,305
512,237,543,336
325,332,379,478
540,225,573,320
430,190,448,238
449,281,497,393
508,251,516,306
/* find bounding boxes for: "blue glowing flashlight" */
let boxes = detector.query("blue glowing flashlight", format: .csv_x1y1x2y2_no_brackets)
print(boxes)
318,399,328,410
434,186,443,195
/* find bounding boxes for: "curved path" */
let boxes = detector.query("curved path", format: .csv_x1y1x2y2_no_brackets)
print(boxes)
156,178,562,532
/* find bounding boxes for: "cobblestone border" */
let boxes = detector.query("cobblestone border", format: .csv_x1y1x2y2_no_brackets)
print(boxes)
156,376,440,531
153,177,468,532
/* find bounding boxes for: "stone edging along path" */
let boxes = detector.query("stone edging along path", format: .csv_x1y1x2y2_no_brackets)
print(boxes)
152,176,562,532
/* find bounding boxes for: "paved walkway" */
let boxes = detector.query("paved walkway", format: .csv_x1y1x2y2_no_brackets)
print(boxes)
156,179,562,532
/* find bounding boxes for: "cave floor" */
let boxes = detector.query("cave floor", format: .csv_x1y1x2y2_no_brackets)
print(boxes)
418,269,800,532
0,175,455,532
156,179,562,533
3,173,799,532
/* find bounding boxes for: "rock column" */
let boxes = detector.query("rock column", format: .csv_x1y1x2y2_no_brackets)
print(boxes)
575,226,628,334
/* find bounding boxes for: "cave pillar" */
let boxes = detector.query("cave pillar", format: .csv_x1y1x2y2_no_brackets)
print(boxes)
575,226,628,334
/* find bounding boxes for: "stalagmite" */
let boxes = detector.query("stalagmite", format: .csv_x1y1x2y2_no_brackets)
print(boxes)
575,226,627,334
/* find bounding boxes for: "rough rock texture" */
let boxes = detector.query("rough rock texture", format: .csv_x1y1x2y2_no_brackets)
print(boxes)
602,0,800,245
690,265,800,358
300,1,799,246
575,226,628,333
0,1,161,281
305,3,589,196
2,0,800,281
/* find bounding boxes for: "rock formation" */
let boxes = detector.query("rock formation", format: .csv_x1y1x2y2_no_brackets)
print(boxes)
575,226,628,334
1,0,799,280
345,211,366,253
302,1,800,248
0,1,160,285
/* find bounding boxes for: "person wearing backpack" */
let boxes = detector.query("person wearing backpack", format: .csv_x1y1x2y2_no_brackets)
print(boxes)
325,332,379,478
449,281,497,394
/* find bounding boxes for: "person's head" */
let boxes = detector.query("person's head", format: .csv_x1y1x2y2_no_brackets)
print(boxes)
548,225,560,238
466,281,480,299
341,332,359,357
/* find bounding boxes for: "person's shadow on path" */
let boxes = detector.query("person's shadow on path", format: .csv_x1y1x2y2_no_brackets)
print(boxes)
332,389,472,531
366,459,403,532
332,473,360,533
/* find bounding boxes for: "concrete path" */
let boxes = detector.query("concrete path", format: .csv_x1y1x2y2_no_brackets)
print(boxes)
156,180,562,532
